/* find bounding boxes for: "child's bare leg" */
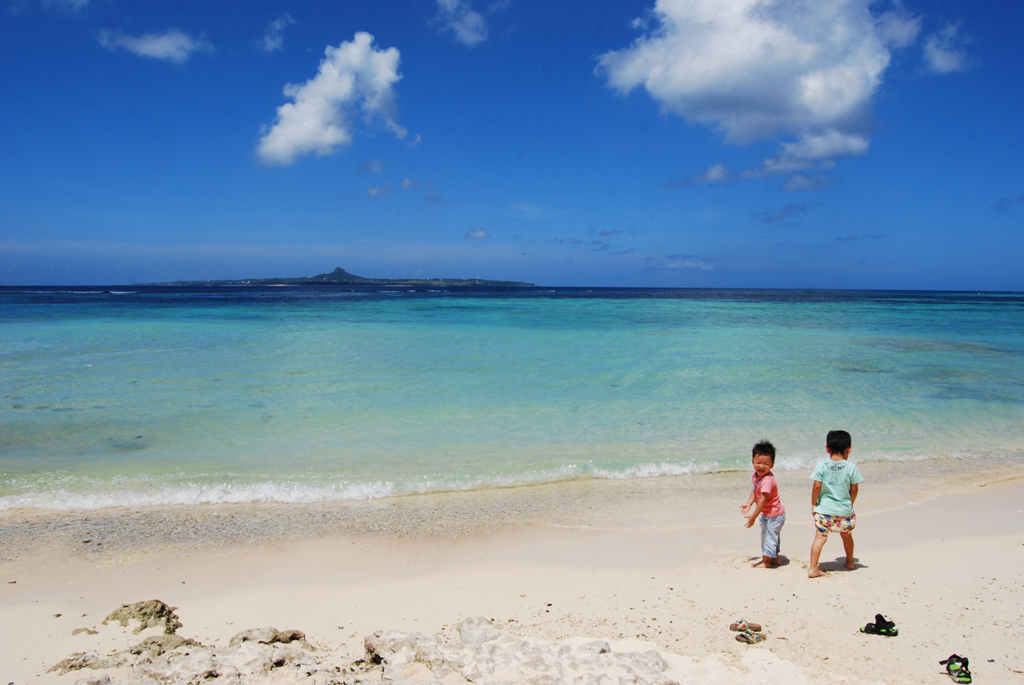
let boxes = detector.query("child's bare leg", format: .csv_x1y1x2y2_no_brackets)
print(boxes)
808,533,827,578
840,532,855,569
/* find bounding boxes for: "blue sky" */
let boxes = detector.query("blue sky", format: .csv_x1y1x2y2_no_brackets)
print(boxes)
1,0,1021,289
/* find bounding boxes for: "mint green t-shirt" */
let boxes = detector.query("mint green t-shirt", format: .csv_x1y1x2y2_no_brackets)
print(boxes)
811,459,863,516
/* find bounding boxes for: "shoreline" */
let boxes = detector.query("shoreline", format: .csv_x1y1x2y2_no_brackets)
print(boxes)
2,452,1022,563
2,460,1024,682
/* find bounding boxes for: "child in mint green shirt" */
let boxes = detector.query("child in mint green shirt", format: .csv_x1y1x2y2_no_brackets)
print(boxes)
808,430,863,578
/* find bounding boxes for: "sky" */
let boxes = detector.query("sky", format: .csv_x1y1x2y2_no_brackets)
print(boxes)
1,0,1022,289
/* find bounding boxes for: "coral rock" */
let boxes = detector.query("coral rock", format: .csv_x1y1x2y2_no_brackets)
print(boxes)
102,599,183,635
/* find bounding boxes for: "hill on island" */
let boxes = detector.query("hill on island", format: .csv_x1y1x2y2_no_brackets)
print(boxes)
152,267,534,288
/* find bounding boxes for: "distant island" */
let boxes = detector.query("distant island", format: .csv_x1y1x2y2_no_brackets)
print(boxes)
150,267,534,288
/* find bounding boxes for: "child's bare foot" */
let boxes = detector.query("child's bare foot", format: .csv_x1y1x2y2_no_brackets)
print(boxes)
808,566,825,578
751,559,766,568
845,559,856,570
752,555,774,568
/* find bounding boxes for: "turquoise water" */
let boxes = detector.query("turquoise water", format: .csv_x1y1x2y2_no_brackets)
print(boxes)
2,287,1023,510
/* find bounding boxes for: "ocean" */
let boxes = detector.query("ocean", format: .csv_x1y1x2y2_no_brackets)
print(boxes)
2,286,1023,512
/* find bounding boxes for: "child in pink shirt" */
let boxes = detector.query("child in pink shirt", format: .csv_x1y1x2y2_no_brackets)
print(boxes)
740,440,786,568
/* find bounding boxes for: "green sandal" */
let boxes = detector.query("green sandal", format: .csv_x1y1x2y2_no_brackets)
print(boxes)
860,614,898,637
939,655,971,684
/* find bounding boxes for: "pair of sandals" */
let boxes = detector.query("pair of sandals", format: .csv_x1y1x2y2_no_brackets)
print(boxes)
860,613,898,637
729,619,765,644
862,615,971,683
939,655,972,683
734,614,969,682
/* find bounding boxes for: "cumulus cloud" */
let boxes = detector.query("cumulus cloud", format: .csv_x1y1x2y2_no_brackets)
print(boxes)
924,22,969,74
401,177,421,188
257,13,296,53
760,203,808,223
875,8,921,48
464,228,489,239
598,0,921,185
97,28,214,63
436,0,488,47
598,229,625,236
256,32,407,167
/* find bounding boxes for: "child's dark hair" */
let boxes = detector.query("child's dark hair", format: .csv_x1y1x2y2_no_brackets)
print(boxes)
752,440,776,463
826,430,852,455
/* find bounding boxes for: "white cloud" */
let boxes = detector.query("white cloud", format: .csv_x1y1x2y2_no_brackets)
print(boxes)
668,162,735,186
875,9,921,49
358,159,385,173
746,130,868,178
97,28,214,64
924,23,968,74
257,13,296,53
598,0,921,184
782,173,836,192
367,182,394,198
665,255,713,271
436,0,488,47
256,32,407,167
464,229,489,239
692,163,730,183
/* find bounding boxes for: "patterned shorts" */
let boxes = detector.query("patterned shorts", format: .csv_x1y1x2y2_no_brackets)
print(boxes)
813,512,856,536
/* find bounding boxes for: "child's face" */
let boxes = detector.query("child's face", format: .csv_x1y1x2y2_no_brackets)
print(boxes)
752,454,774,477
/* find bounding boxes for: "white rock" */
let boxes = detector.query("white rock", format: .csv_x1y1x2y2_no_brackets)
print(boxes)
455,616,501,645
73,676,111,685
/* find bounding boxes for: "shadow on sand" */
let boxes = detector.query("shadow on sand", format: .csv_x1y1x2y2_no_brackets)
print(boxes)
818,556,868,571
747,554,792,568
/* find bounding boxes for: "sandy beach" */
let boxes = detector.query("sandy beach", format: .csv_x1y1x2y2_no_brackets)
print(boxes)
2,462,1023,684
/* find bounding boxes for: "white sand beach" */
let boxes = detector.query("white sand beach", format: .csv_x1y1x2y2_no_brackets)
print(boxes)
2,466,1023,684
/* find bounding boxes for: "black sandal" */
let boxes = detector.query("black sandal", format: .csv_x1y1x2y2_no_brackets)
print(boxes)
939,655,971,683
860,614,898,637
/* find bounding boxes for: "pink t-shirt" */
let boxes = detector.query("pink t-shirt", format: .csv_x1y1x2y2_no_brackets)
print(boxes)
752,472,785,517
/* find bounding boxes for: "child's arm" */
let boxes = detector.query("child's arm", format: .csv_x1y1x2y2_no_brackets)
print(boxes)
849,483,858,507
740,489,757,515
811,480,822,513
746,492,769,528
